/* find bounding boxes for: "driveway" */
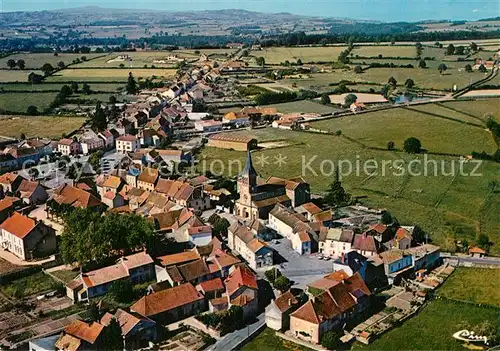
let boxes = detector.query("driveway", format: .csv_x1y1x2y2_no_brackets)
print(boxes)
266,238,334,289
208,313,265,351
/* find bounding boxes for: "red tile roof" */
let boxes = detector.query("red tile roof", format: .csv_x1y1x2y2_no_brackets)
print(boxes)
52,184,103,209
0,212,37,239
274,290,299,313
224,265,257,297
64,320,104,344
0,172,20,185
469,246,487,254
117,134,137,142
369,223,387,234
131,283,203,317
158,250,200,267
196,277,225,293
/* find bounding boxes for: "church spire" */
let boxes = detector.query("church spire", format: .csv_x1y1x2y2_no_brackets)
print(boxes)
239,149,257,187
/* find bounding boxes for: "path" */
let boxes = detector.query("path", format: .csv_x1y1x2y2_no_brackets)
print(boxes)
207,313,266,351
0,249,55,266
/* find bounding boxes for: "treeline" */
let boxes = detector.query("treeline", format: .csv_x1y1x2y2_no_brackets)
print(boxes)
254,90,317,105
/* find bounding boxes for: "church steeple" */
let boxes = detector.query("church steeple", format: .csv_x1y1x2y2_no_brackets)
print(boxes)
239,149,257,189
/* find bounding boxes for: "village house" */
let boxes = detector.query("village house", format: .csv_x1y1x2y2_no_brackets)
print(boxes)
265,290,300,331
17,179,48,205
0,197,20,223
318,228,354,258
130,283,205,323
404,244,441,271
222,111,250,127
265,176,311,208
188,225,212,247
2,145,42,168
155,178,210,211
137,167,159,191
295,202,322,221
66,251,155,302
80,138,105,155
352,233,381,257
96,175,124,198
350,102,366,113
55,320,105,351
196,277,225,300
290,272,371,344
100,309,157,349
368,249,414,285
207,134,257,152
194,120,224,132
102,191,126,209
227,221,274,270
224,265,259,318
0,212,57,261
0,153,17,172
18,138,54,157
58,138,80,156
332,251,388,291
0,172,24,194
469,246,487,258
98,130,115,149
116,135,140,154
50,184,103,210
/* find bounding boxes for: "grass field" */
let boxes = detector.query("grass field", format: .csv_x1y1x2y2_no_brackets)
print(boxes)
437,268,500,306
0,92,59,113
284,67,485,92
0,53,103,69
266,100,341,114
0,82,123,92
310,106,496,154
242,328,312,351
0,272,60,298
0,115,86,139
441,99,500,121
0,69,44,83
354,299,499,350
251,46,348,64
47,68,176,82
352,45,417,58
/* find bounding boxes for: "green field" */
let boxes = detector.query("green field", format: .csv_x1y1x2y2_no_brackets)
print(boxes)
0,92,59,113
0,82,123,92
242,328,312,351
266,100,341,114
351,45,417,58
441,99,500,121
310,106,496,155
437,268,500,306
47,68,176,82
354,299,499,350
0,53,103,69
251,46,348,64
0,69,44,83
49,269,80,284
0,115,86,139
284,67,485,92
0,272,60,298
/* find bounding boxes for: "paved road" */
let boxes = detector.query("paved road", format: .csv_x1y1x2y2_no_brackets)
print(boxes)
208,313,266,351
442,253,500,266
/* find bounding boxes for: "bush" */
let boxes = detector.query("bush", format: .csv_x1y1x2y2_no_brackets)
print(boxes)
403,137,422,154
321,331,342,350
265,268,281,284
273,275,290,292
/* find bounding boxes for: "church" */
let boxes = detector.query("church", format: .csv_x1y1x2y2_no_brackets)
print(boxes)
234,150,311,220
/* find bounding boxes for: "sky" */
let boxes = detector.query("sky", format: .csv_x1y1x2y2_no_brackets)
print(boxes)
1,0,499,22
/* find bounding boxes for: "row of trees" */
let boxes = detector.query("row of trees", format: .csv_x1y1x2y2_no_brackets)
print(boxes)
6,59,25,69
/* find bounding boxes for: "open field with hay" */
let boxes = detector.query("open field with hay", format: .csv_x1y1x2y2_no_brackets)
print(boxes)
0,115,86,139
46,68,176,82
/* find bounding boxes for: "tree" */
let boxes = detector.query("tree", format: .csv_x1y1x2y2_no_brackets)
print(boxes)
403,137,422,154
477,234,490,250
26,105,39,115
478,64,487,73
296,58,303,65
60,85,73,98
28,167,39,180
82,83,91,95
344,93,357,107
126,72,138,94
455,46,465,55
57,61,65,69
321,331,342,350
388,76,397,87
354,65,363,74
445,44,455,55
438,63,448,74
88,150,104,173
464,64,473,73
320,93,331,105
209,214,230,237
28,72,43,84
7,59,16,69
71,81,79,93
404,78,415,89
91,101,107,131
470,42,478,52
101,318,124,351
324,170,351,207
41,63,54,76
110,280,134,303
241,49,249,57
418,59,427,69
264,268,281,284
255,57,265,67
387,140,395,150
20,133,26,140
273,275,290,292
461,239,469,253
16,59,25,70
381,211,393,224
